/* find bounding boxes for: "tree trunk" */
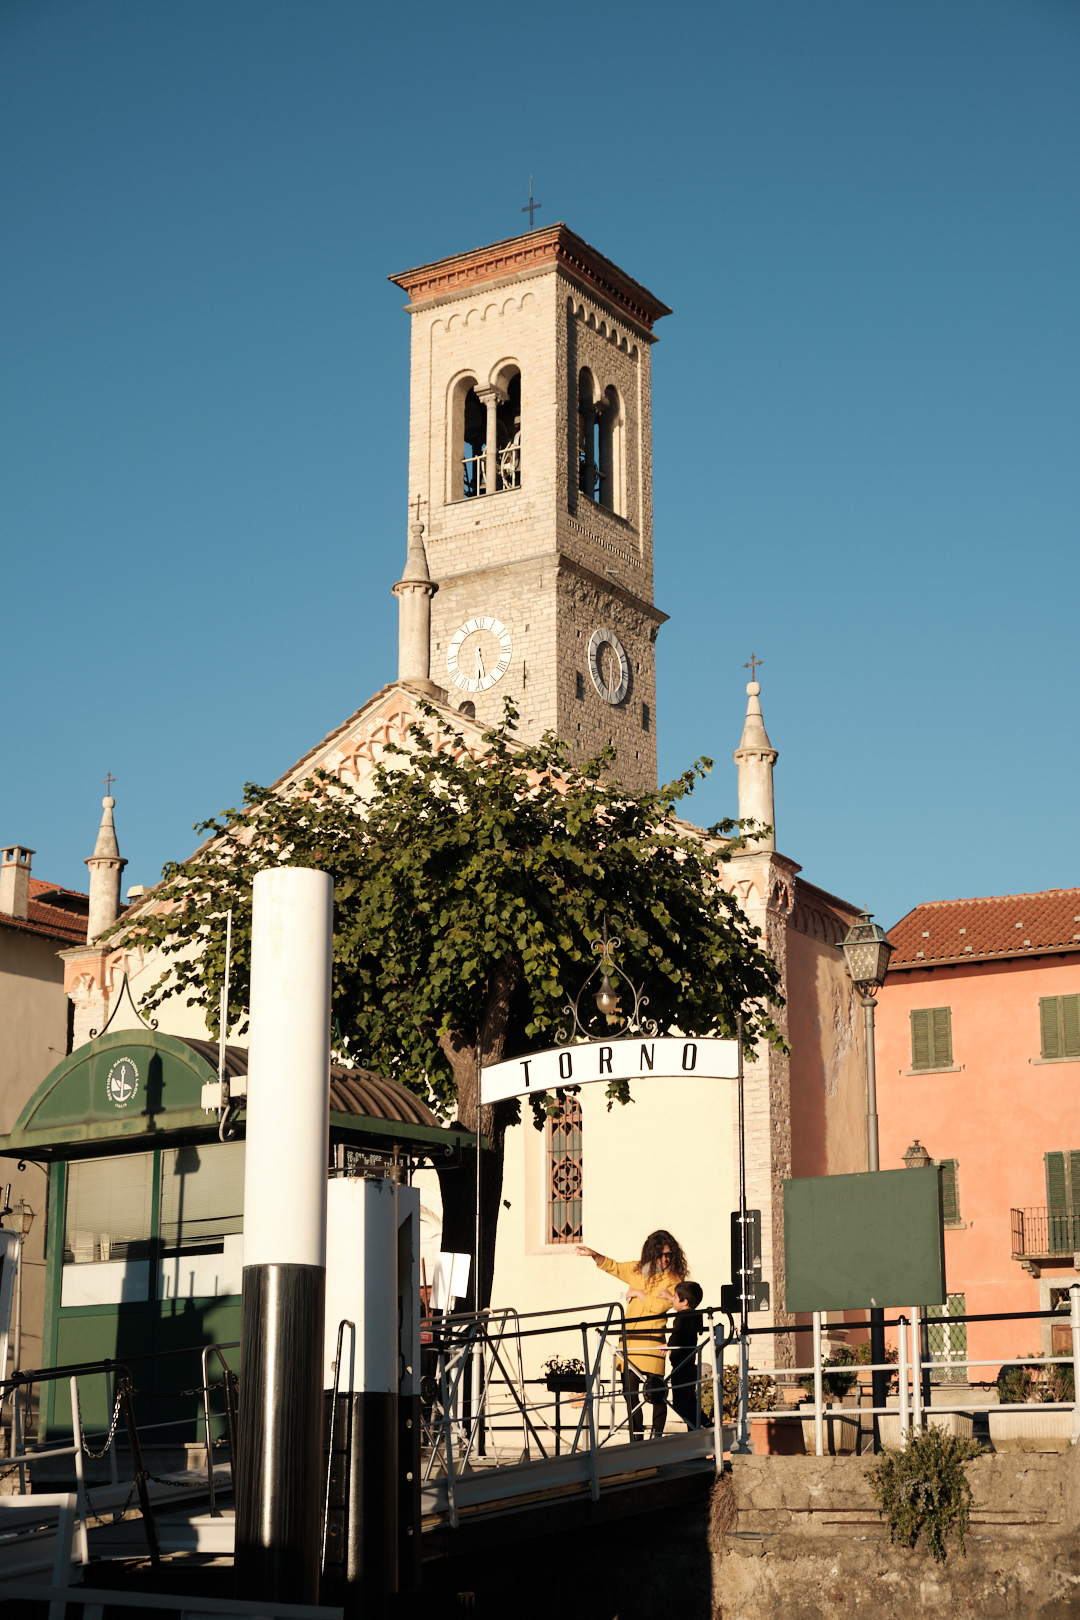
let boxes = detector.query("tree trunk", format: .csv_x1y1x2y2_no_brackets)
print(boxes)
435,955,517,1310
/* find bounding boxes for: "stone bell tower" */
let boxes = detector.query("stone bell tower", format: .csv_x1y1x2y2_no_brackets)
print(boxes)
389,225,671,790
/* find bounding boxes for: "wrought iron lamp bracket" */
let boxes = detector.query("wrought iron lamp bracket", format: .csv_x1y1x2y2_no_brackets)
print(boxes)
556,926,659,1044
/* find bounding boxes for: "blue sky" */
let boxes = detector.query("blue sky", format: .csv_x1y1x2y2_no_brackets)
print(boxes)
2,0,1077,930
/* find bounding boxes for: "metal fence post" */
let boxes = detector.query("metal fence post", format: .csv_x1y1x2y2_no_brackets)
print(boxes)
711,1317,726,1475
1070,1284,1080,1443
910,1307,923,1434
67,1377,90,1565
897,1315,909,1442
812,1311,824,1458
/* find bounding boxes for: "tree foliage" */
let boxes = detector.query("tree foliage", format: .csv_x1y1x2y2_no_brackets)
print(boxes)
122,702,783,1129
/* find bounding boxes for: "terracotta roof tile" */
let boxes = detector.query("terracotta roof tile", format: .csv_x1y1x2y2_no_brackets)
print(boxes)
887,888,1080,971
0,878,89,946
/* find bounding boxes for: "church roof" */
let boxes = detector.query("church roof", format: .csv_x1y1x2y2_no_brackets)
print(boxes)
0,877,90,946
389,224,673,334
887,888,1080,971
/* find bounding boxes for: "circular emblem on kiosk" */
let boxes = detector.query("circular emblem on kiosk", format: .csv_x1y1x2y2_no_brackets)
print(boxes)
106,1057,139,1110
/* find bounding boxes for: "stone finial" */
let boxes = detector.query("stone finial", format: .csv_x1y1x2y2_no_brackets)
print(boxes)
85,794,127,944
391,522,441,695
733,680,778,852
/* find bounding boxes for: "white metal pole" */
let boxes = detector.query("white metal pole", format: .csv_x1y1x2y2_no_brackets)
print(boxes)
897,1315,909,1440
234,867,332,1607
910,1307,923,1433
812,1311,824,1457
69,1377,90,1564
1070,1284,1080,1443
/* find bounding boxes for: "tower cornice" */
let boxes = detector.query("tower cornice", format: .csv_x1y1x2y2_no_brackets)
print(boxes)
389,224,672,334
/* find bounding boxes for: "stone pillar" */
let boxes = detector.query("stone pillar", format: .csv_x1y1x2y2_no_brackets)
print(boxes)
475,386,506,496
733,681,778,851
85,797,127,944
391,523,441,695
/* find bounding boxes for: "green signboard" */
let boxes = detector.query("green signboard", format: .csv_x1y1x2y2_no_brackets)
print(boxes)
784,1167,946,1313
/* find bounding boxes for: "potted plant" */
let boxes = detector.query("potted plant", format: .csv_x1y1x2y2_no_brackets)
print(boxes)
798,1348,862,1454
542,1355,588,1394
988,1355,1075,1453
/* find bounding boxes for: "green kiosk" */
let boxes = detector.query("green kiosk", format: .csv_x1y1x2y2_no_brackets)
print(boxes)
0,1026,470,1449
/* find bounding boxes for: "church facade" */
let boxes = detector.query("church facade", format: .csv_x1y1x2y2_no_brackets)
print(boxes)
51,224,872,1365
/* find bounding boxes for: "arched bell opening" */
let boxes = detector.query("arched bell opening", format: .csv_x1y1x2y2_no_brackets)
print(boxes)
577,369,600,502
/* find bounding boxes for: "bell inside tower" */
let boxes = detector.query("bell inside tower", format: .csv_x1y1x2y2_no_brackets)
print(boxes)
460,371,521,499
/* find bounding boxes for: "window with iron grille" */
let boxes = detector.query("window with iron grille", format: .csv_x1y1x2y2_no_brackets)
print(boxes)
927,1294,967,1383
548,1096,583,1244
1040,995,1080,1060
910,1007,952,1070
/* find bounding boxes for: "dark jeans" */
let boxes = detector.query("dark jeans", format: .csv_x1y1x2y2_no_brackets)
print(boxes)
623,1363,667,1438
669,1348,700,1429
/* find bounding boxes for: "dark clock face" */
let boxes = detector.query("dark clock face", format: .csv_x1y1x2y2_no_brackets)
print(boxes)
588,627,630,704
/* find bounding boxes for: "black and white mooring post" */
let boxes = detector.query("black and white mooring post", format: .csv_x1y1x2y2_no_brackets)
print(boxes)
234,866,333,1606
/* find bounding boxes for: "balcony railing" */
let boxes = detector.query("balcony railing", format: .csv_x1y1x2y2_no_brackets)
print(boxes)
1011,1206,1080,1260
462,443,522,499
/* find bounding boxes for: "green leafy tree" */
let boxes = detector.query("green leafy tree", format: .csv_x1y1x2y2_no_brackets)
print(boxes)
120,703,783,1304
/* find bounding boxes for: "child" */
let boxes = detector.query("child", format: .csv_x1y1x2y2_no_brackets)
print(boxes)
665,1280,704,1429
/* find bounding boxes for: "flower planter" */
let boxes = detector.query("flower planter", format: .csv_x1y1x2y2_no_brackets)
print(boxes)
879,1393,975,1447
750,1415,805,1455
799,1401,860,1455
988,1408,1074,1453
545,1374,588,1394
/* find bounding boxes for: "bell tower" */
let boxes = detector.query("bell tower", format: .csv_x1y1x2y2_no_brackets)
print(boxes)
389,225,671,790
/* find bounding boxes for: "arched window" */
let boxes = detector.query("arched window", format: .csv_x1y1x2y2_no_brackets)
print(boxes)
493,369,521,492
598,385,623,515
577,369,599,501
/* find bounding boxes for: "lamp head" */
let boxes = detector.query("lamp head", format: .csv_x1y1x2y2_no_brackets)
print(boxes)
841,910,895,991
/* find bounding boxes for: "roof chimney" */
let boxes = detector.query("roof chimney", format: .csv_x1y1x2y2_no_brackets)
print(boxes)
0,847,34,920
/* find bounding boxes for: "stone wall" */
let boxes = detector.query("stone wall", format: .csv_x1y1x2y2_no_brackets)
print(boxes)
714,1451,1080,1618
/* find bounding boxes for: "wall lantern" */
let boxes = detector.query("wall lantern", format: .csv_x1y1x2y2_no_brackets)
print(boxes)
903,1140,932,1170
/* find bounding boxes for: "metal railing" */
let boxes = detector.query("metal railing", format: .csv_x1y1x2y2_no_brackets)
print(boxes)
0,1341,240,1564
420,1300,726,1528
1011,1206,1080,1258
723,1285,1080,1457
462,443,521,498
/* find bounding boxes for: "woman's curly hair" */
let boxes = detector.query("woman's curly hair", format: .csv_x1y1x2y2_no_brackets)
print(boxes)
639,1228,687,1281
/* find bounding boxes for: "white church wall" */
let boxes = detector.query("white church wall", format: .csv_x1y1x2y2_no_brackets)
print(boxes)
489,1068,736,1380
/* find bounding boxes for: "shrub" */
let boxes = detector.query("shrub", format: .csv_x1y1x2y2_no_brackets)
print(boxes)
867,1426,984,1564
701,1363,777,1422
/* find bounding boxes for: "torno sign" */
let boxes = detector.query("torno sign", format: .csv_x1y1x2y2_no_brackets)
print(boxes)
479,1037,739,1105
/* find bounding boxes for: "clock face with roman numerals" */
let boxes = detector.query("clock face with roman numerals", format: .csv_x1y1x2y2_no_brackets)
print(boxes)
446,616,513,694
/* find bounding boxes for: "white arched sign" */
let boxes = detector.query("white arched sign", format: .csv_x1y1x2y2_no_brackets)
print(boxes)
479,1036,740,1106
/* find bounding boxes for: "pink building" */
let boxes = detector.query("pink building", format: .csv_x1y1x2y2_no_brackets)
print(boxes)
876,888,1080,1375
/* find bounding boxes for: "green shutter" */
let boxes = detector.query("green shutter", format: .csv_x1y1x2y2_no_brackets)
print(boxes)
939,1160,960,1224
931,1008,952,1068
911,1009,931,1069
1068,1151,1080,1211
1041,998,1062,1060
1063,996,1080,1059
1046,1150,1068,1211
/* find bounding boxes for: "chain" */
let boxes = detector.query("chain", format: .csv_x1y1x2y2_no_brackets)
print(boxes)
78,1385,125,1461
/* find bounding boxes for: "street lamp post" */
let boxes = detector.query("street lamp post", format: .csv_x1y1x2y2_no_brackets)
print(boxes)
841,910,894,1449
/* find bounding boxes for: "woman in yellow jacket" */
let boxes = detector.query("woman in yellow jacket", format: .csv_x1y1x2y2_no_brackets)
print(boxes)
576,1229,688,1439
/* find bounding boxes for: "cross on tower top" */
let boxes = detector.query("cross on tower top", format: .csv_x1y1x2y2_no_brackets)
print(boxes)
522,176,541,230
412,493,426,524
102,772,116,794
743,655,763,682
